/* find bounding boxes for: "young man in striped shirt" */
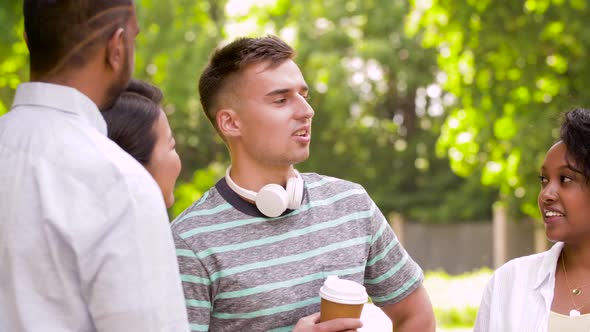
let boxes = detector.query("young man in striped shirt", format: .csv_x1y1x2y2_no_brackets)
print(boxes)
172,36,435,332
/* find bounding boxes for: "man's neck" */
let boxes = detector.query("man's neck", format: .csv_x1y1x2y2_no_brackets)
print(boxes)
30,69,106,109
229,162,296,193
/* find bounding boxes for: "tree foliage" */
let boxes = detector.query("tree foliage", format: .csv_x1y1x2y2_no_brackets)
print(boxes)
0,0,500,223
407,0,590,218
0,1,27,116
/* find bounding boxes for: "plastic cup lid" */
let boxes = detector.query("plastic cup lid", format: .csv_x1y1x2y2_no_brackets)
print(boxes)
319,275,368,305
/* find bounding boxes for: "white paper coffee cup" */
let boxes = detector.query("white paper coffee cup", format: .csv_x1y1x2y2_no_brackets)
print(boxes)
319,275,368,322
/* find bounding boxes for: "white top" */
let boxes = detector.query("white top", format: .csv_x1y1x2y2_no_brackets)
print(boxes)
548,311,590,332
0,83,189,332
475,242,564,332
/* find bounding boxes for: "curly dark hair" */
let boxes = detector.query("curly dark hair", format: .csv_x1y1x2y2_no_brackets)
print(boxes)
560,107,590,180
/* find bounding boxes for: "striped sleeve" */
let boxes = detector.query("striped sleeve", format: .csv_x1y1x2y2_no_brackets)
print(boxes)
363,198,423,307
173,229,212,332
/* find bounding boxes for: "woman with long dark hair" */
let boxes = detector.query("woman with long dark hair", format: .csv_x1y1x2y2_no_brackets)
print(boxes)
102,79,181,208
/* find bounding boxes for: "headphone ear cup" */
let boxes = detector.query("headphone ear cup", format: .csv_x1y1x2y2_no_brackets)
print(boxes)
287,175,303,209
256,184,288,218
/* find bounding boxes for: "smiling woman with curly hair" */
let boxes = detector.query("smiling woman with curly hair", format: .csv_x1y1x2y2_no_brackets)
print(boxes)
476,107,590,332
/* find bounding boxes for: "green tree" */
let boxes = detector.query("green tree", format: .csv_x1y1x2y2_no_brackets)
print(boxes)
0,0,498,222
407,0,590,218
0,1,27,116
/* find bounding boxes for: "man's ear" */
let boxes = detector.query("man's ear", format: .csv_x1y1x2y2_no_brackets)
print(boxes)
217,108,241,138
105,27,126,71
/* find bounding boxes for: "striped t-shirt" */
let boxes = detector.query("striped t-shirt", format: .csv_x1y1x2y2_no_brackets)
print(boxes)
171,173,423,331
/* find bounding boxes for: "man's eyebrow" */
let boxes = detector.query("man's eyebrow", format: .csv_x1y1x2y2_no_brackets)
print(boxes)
265,88,290,97
265,86,309,97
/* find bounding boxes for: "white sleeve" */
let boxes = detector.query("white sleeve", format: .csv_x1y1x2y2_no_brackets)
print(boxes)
473,274,494,332
61,168,189,332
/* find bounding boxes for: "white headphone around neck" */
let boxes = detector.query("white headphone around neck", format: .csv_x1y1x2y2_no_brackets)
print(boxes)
225,166,304,218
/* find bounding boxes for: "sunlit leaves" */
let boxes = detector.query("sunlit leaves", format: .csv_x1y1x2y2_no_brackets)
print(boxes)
437,108,481,177
493,117,517,140
172,162,226,217
407,0,590,218
541,21,565,39
524,0,551,14
466,0,491,12
458,50,475,85
0,5,27,115
545,54,568,74
0,0,498,222
511,86,531,105
481,161,503,186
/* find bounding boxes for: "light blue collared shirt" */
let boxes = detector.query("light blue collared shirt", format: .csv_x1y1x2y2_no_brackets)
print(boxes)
0,82,189,332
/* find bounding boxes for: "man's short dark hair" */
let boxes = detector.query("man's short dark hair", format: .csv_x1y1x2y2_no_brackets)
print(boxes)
198,35,295,132
23,0,133,76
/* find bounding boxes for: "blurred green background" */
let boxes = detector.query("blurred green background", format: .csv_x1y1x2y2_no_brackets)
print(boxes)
4,1,589,329
2,0,589,223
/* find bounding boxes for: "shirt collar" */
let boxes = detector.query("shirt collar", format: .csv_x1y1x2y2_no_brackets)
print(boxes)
533,241,564,290
11,82,107,135
215,177,308,218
